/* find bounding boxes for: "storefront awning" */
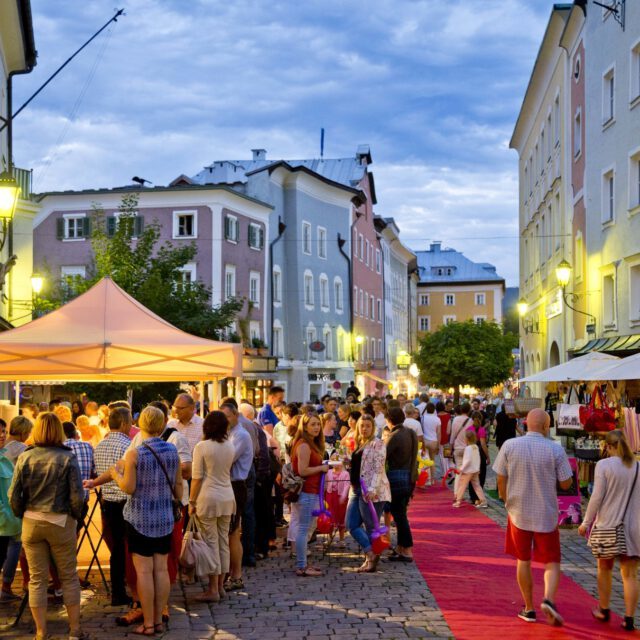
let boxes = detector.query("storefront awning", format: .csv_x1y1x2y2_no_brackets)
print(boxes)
570,334,640,357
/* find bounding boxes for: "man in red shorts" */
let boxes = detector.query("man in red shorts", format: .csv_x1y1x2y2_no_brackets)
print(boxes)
493,408,573,626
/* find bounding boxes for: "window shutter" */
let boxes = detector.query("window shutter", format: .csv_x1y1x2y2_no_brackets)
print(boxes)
258,227,264,249
248,224,255,247
234,219,239,241
134,215,144,237
56,218,65,240
224,216,230,239
107,216,116,237
82,217,91,237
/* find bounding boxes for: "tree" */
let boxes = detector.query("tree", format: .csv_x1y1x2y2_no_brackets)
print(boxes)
38,193,243,340
414,320,514,403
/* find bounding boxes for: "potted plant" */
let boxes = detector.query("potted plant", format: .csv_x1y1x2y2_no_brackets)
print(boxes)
251,337,268,356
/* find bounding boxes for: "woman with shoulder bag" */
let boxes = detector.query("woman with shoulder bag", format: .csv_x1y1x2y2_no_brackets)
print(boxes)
578,430,640,631
112,406,182,636
449,403,472,496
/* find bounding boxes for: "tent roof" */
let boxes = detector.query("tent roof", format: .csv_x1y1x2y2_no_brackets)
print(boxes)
0,278,241,381
589,352,640,381
519,352,620,383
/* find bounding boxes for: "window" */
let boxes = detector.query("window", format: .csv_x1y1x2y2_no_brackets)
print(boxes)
546,114,552,159
306,324,317,360
224,265,236,300
336,328,345,361
574,108,582,157
323,327,332,360
359,289,364,316
575,232,583,282
334,277,343,312
443,315,456,325
353,286,358,315
58,214,89,241
631,41,640,103
248,223,264,249
172,210,197,239
419,294,429,306
378,339,382,360
445,294,455,306
177,262,196,287
375,249,381,273
249,321,260,342
554,96,560,146
304,271,314,307
358,234,364,261
302,222,312,255
602,168,615,223
319,274,329,310
317,227,327,258
224,215,239,242
369,296,374,319
365,240,370,266
603,66,615,125
273,266,282,305
353,228,358,258
419,316,430,331
475,293,486,305
249,271,260,307
629,264,640,322
377,298,382,322
60,266,86,294
273,321,284,357
370,338,376,360
629,149,640,210
474,315,487,324
364,293,369,319
603,274,616,328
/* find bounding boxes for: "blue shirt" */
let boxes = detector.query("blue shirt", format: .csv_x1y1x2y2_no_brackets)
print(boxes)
64,439,96,501
229,424,254,482
257,403,278,428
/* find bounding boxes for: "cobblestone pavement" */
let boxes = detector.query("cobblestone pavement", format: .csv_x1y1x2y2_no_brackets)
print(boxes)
0,446,626,640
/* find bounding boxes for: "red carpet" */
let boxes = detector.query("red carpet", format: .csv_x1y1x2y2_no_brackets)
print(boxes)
410,486,631,639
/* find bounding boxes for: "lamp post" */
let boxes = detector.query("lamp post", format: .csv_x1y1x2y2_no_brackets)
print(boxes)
555,259,596,336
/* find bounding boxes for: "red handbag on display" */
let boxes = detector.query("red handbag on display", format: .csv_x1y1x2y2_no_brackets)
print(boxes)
579,387,617,432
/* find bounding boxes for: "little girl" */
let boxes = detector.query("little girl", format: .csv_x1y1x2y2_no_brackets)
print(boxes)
453,430,488,509
325,455,350,543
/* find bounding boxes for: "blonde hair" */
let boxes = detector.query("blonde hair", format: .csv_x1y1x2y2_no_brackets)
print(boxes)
605,429,634,467
320,412,336,429
465,429,477,445
53,404,72,423
32,412,65,447
292,413,325,455
9,415,33,439
355,415,376,449
138,406,166,436
337,403,351,419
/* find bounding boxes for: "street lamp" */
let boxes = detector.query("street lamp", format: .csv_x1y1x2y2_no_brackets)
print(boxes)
555,259,596,336
30,273,43,295
355,335,364,344
517,298,528,317
0,172,20,254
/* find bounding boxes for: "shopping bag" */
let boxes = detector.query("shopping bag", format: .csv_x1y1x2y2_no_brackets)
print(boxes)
556,404,583,431
179,517,217,577
513,397,543,415
579,387,617,433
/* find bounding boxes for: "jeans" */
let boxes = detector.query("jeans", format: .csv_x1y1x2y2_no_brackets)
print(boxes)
242,465,256,563
346,490,384,553
468,454,487,503
1,535,21,587
387,469,414,549
295,492,317,569
101,500,128,598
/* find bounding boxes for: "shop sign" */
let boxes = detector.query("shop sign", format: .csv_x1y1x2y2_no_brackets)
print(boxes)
308,373,335,381
545,289,563,320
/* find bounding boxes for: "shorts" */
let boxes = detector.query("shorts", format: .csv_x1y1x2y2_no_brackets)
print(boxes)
230,480,247,534
505,517,561,564
126,522,172,557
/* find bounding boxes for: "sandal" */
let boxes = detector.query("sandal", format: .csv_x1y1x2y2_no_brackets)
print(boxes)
223,577,244,591
591,607,610,622
115,602,143,627
132,625,155,636
295,566,323,577
355,562,375,573
622,616,635,631
154,623,164,634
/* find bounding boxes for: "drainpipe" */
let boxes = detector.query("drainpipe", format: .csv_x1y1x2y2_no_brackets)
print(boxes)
337,232,352,361
269,217,286,353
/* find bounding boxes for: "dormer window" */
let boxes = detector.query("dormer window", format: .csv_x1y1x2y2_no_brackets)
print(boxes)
432,266,455,276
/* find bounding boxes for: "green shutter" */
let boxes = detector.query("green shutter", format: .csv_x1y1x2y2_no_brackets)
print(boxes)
258,227,264,249
134,215,144,237
224,216,230,239
234,219,239,241
248,224,255,247
107,216,116,237
56,218,65,240
82,217,91,237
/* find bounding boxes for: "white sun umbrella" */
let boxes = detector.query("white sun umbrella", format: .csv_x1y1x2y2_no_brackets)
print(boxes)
589,352,640,381
519,351,620,383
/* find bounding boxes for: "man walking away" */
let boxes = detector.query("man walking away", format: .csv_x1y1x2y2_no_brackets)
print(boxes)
493,408,573,626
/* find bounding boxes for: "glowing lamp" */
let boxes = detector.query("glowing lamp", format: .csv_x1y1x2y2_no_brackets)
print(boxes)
0,171,20,220
555,260,572,288
30,273,44,295
517,298,528,317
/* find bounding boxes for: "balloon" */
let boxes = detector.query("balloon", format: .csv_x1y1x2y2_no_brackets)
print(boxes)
371,532,390,554
316,511,333,534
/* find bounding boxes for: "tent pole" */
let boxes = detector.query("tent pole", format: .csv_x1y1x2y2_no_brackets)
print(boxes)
15,380,20,410
198,381,205,417
211,379,219,411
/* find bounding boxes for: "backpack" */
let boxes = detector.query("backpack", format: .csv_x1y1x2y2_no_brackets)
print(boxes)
278,462,304,503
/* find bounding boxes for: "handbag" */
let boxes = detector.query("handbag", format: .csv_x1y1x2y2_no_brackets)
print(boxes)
444,418,470,459
588,462,639,558
179,517,217,577
142,442,183,522
556,386,585,432
278,461,304,503
513,397,544,416
579,386,617,433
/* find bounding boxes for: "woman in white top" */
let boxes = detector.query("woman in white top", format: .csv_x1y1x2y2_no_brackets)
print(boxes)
189,411,236,603
452,430,487,509
419,403,441,463
579,430,640,631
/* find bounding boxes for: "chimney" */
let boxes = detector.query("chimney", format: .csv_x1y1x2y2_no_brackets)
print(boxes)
252,149,267,161
430,241,442,252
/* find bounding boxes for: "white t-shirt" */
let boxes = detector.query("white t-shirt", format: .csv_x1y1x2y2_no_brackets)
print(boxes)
403,418,423,440
421,413,441,442
374,413,387,438
460,444,480,474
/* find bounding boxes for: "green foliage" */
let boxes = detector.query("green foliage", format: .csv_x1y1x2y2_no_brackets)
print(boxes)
414,320,514,399
61,381,181,410
38,193,243,339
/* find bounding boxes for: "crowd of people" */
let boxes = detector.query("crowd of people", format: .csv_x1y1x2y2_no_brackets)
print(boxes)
0,386,638,636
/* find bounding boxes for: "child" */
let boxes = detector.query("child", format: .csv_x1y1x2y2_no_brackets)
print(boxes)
325,455,350,543
453,430,488,509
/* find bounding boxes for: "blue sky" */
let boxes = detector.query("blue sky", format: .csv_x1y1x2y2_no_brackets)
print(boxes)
14,0,555,285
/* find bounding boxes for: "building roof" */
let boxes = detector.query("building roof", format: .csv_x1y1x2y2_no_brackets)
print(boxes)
415,242,504,284
191,147,371,193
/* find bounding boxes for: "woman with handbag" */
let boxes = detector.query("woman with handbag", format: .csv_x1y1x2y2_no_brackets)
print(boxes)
578,430,640,631
112,406,182,637
188,411,236,603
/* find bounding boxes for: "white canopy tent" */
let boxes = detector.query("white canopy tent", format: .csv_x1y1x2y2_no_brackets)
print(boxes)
0,278,242,392
519,352,620,383
589,352,640,381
